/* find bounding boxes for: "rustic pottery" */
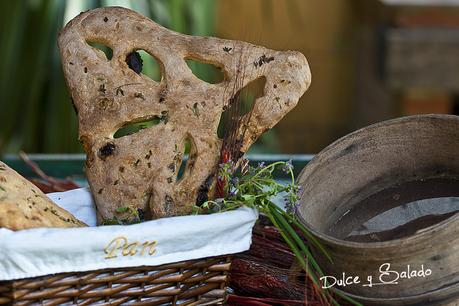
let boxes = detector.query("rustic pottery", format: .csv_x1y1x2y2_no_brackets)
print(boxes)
297,114,459,305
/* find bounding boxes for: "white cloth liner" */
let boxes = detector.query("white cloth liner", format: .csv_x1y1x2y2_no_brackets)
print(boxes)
0,188,258,281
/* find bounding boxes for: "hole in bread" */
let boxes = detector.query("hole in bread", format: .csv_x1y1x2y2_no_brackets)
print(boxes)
186,58,225,84
86,41,113,60
114,112,168,138
217,76,266,139
139,50,162,81
126,50,162,82
176,138,192,181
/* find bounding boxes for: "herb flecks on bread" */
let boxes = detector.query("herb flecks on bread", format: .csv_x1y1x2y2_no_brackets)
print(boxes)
0,162,86,230
58,7,311,222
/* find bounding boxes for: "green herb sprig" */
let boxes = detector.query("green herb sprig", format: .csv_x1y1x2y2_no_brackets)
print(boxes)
194,160,362,306
102,206,144,225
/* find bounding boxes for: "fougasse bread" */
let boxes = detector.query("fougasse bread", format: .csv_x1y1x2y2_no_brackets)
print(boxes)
0,162,86,230
58,7,311,222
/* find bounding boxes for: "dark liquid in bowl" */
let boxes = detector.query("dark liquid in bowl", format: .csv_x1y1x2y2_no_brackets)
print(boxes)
328,178,459,242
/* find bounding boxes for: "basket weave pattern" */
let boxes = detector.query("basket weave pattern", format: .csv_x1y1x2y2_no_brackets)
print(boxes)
0,256,230,305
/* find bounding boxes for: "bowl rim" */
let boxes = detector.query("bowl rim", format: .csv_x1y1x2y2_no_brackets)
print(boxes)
296,114,459,248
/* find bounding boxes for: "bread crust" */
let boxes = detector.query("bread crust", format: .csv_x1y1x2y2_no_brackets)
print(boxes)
0,162,86,230
58,7,311,222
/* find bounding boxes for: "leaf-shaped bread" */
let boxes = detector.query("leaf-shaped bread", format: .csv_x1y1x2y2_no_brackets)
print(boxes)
58,7,311,222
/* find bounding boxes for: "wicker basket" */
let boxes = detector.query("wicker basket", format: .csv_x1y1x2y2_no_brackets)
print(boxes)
0,256,231,306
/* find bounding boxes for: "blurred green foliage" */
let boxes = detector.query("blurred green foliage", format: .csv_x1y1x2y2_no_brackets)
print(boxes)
0,0,216,154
